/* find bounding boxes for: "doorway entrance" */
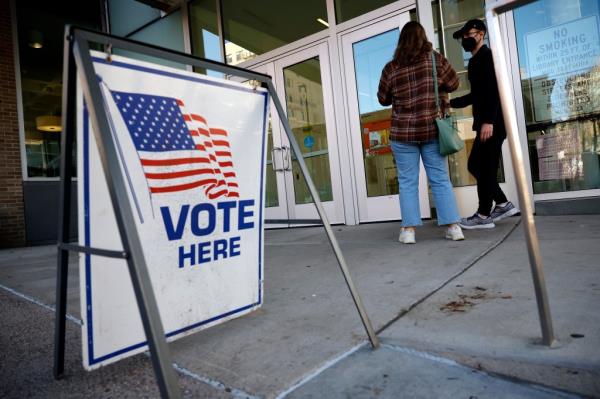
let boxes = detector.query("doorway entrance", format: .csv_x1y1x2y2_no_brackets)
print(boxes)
250,43,345,225
340,12,431,222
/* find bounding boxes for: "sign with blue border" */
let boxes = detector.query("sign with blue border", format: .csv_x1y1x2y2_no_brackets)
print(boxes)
77,51,269,370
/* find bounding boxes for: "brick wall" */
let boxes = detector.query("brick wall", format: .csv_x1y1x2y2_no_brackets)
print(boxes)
0,0,26,248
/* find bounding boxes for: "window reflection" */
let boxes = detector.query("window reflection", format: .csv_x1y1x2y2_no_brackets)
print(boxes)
515,0,600,194
189,0,223,77
16,0,102,177
119,10,186,70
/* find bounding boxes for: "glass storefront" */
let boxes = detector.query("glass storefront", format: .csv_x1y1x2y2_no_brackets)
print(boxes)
16,0,102,177
221,0,328,66
514,0,600,194
432,0,505,187
12,0,599,233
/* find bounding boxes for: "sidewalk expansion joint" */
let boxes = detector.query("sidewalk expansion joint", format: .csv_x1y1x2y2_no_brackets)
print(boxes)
382,343,582,399
375,219,521,335
170,361,260,399
273,342,368,399
0,282,82,325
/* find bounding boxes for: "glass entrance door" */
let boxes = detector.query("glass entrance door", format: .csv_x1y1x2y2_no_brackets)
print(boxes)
341,13,431,222
249,43,345,225
274,43,344,223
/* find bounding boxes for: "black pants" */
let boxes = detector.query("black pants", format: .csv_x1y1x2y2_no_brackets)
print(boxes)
468,131,508,216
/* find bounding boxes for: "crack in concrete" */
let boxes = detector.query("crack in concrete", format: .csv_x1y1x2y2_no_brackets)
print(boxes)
375,219,521,334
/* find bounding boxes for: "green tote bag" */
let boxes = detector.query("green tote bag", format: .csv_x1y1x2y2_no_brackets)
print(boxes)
432,52,464,156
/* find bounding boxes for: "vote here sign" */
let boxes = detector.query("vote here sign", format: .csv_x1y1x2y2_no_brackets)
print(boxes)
77,51,269,370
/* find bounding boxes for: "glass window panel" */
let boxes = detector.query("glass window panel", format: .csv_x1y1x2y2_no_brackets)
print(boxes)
189,0,223,77
283,58,333,204
431,0,505,188
432,1,444,52
439,0,484,27
514,0,600,194
108,0,161,36
352,29,399,197
119,10,186,70
334,0,397,24
222,0,328,66
16,0,101,177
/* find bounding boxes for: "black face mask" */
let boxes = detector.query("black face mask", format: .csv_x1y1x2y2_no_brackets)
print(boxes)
461,37,477,52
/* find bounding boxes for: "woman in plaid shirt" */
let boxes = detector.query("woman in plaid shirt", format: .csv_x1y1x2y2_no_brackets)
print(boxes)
378,21,464,244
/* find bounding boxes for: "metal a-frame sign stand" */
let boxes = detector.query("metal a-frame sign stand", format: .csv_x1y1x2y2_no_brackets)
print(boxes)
486,0,557,347
54,25,379,399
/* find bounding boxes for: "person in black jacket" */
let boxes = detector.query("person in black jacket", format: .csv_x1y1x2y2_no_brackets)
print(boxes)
450,19,519,229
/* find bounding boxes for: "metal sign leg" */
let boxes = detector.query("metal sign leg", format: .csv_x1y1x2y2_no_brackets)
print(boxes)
71,32,181,398
54,27,77,380
266,81,380,349
486,5,557,347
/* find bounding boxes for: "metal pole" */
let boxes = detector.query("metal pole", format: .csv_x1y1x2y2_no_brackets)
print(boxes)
72,32,181,397
266,81,380,349
54,26,77,380
486,6,557,347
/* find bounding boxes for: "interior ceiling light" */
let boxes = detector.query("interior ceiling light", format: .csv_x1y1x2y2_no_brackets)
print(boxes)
317,18,329,27
28,30,44,49
36,115,61,132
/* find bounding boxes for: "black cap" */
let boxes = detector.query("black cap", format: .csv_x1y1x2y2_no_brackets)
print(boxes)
452,19,487,39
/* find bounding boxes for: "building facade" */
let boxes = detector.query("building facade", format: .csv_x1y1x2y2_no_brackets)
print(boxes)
3,0,600,247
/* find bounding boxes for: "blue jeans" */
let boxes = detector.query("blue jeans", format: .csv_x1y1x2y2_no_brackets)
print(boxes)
391,140,460,227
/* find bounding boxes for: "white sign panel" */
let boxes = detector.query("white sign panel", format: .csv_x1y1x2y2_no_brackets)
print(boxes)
525,15,600,78
77,51,269,370
525,15,600,122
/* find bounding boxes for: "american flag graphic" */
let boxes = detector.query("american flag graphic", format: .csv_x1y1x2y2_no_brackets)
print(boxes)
110,90,239,199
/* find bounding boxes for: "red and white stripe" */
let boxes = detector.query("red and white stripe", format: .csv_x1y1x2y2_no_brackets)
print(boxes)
137,100,239,198
138,150,215,194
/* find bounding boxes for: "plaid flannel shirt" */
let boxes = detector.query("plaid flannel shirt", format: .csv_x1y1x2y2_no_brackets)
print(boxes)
377,51,459,143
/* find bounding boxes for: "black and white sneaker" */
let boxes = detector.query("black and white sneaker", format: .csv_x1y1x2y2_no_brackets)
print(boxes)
490,202,520,222
459,213,495,229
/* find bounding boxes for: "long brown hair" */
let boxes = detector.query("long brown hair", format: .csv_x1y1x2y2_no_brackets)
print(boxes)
393,21,433,66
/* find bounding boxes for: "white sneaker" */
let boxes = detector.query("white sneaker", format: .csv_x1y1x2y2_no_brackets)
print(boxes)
445,225,465,241
399,228,416,244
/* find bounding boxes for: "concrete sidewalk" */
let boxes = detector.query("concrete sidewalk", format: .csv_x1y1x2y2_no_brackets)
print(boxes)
1,215,598,398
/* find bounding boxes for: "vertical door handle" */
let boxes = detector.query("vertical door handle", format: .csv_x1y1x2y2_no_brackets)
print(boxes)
282,146,292,171
271,146,282,171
